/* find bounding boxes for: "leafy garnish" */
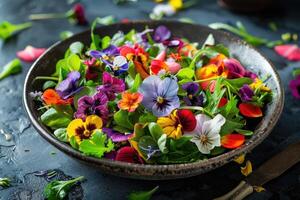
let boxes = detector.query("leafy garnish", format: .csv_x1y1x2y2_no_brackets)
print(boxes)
0,177,11,188
43,176,84,200
0,21,32,41
128,186,159,200
79,130,114,158
0,58,22,80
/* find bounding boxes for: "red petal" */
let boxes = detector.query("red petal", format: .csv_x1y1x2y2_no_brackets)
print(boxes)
239,103,263,118
218,97,228,108
119,46,135,57
221,134,245,149
17,46,46,62
115,146,144,164
274,45,300,61
150,59,167,75
177,109,196,132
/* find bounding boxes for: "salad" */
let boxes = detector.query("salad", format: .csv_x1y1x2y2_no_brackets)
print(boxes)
32,25,272,164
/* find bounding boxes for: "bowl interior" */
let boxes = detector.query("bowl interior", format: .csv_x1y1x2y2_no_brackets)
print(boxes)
23,21,284,180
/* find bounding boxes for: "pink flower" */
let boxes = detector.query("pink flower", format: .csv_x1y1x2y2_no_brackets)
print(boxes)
17,46,46,62
289,75,300,99
274,45,300,61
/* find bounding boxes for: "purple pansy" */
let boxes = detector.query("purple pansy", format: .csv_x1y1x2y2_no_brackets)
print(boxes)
138,75,180,117
97,72,125,100
75,90,109,122
89,45,128,75
182,82,205,106
56,71,82,99
224,58,246,79
153,25,171,43
102,128,133,142
289,75,300,99
239,84,254,102
244,70,258,80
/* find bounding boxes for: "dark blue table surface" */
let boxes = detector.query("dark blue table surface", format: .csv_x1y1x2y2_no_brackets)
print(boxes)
0,0,300,199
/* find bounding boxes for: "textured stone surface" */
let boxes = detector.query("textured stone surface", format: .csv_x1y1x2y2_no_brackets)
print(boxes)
0,0,300,199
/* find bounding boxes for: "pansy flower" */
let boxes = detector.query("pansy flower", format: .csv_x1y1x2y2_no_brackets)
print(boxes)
75,90,109,123
187,114,226,154
83,58,100,80
289,75,300,99
150,50,181,75
56,71,82,99
239,84,254,102
249,78,271,92
157,109,196,139
118,91,143,112
182,82,205,106
67,115,103,144
138,75,180,117
119,44,149,79
97,72,125,101
115,146,144,164
153,25,171,43
42,89,72,105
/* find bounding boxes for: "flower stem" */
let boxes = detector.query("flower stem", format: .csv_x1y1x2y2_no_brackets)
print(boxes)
29,13,66,20
193,76,218,83
15,22,32,31
188,49,206,69
34,76,59,81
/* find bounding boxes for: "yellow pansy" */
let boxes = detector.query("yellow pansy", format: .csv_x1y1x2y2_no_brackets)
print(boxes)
169,0,183,10
250,78,271,92
67,115,103,144
157,110,183,139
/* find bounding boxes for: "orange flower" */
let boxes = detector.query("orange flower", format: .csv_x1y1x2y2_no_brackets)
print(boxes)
42,89,72,105
118,91,143,112
195,54,228,89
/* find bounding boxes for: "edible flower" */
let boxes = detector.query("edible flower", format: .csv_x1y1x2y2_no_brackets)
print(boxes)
115,146,144,164
16,46,46,62
289,75,300,99
187,114,226,154
274,44,300,61
102,128,133,142
42,89,72,105
139,75,180,117
239,103,262,118
118,91,143,112
97,72,125,100
249,78,271,92
83,58,100,80
150,59,168,75
75,90,109,123
182,82,205,106
150,50,181,75
239,84,254,102
120,44,149,79
67,115,103,144
157,109,196,139
153,25,171,43
224,58,246,79
56,71,82,99
221,134,245,149
241,160,252,176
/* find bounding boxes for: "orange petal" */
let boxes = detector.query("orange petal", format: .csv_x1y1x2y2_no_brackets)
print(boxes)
134,60,149,79
221,134,245,149
239,103,263,118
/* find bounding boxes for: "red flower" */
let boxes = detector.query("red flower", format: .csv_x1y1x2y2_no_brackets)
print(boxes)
274,45,300,61
150,59,168,75
177,109,197,132
221,134,245,149
70,3,87,25
17,46,46,63
115,146,144,164
84,58,100,80
42,89,72,105
218,97,228,108
239,103,262,118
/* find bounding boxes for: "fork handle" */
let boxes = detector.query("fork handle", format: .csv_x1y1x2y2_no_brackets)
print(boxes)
213,181,254,200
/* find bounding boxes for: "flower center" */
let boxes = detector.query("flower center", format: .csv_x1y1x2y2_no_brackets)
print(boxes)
102,55,109,60
200,134,208,144
113,65,119,71
188,94,193,99
156,96,164,104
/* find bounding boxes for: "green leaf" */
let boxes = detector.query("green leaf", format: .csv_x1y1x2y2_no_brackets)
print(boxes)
73,86,96,109
176,68,194,80
210,147,225,156
44,176,84,200
70,136,79,149
128,186,159,200
138,135,159,159
54,128,68,142
94,15,116,26
41,108,72,129
79,130,114,158
101,36,111,49
0,177,11,188
113,110,134,130
59,31,73,40
148,122,163,141
42,80,57,90
157,134,168,154
138,112,157,123
67,54,81,71
129,74,142,93
225,77,253,89
128,61,137,79
125,29,136,42
111,31,125,46
69,41,84,55
220,119,245,136
235,129,253,136
0,21,32,41
206,44,230,57
0,58,22,80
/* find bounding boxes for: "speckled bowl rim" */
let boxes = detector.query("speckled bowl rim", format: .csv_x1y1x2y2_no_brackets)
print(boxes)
23,20,284,180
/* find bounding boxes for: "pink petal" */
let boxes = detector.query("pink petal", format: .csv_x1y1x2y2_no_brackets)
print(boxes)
17,46,46,62
166,61,181,74
274,45,300,61
155,50,166,61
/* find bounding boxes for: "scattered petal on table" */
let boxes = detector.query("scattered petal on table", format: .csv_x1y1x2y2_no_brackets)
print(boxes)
17,46,46,62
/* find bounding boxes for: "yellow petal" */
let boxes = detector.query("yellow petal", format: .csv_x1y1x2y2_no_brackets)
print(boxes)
157,117,176,127
253,186,266,193
85,115,103,129
169,0,183,10
67,119,84,139
241,160,252,177
234,154,245,164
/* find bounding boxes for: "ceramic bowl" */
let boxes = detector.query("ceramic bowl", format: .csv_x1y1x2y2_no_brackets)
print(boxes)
23,20,284,180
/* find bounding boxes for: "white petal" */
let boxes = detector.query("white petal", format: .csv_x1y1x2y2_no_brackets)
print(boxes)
202,114,226,137
153,4,176,16
113,56,127,66
185,114,210,135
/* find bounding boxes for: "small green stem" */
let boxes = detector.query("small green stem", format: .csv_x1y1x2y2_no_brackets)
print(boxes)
188,49,206,69
15,22,32,31
29,13,66,20
34,76,59,81
193,76,218,83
